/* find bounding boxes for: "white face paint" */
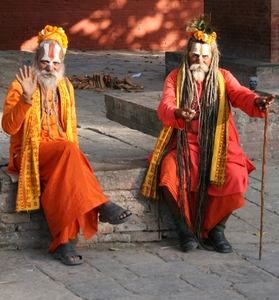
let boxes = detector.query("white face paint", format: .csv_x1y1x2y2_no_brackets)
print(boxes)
190,43,211,60
41,43,62,66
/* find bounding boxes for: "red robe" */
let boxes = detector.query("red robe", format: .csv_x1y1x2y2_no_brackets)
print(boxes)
157,68,265,235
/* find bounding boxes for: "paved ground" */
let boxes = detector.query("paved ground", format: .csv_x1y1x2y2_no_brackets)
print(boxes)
0,50,279,300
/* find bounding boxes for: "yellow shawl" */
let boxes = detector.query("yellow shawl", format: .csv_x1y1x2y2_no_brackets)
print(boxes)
16,78,74,212
141,69,229,200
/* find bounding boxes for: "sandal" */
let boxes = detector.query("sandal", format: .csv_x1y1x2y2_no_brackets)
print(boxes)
99,202,133,225
52,243,83,266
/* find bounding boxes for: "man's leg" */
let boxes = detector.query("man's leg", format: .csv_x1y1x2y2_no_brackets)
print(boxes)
162,186,198,252
49,221,83,265
201,193,245,253
39,141,132,265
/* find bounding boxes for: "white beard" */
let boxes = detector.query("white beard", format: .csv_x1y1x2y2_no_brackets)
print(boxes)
35,64,65,90
190,63,209,82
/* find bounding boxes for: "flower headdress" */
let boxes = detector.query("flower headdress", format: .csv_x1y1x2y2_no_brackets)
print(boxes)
186,14,217,44
37,25,68,54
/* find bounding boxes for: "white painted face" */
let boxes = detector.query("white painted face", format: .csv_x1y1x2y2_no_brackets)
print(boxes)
41,43,62,66
190,43,212,60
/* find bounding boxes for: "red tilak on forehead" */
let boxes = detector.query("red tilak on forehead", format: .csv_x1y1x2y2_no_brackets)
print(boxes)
48,43,55,60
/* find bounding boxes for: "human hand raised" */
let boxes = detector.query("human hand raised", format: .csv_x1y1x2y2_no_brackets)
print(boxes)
255,94,275,111
16,65,37,105
175,107,196,122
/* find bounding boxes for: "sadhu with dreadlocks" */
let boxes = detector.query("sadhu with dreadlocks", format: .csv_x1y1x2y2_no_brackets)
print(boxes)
142,15,274,253
2,25,133,265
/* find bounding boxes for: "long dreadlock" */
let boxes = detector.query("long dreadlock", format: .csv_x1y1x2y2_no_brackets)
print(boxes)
176,37,220,243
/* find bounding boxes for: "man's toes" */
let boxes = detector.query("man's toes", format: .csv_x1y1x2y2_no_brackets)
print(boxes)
120,210,131,219
71,255,81,261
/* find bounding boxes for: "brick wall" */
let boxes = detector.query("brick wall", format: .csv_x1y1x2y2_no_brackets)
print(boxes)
204,0,279,63
0,1,278,61
0,0,203,52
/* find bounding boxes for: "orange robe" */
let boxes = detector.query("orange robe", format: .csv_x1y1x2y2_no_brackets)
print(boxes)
157,68,265,235
2,79,108,252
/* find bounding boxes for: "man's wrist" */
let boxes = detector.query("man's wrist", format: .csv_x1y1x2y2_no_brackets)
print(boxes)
174,108,180,119
21,93,33,105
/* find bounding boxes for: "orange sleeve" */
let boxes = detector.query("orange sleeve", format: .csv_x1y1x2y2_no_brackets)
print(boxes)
158,68,184,130
2,79,32,135
220,68,265,118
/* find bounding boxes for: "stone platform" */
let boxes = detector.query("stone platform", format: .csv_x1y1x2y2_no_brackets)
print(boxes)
0,164,175,250
105,91,162,137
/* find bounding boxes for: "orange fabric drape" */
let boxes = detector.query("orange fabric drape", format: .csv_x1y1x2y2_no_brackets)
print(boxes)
39,141,107,248
15,141,108,253
5,79,108,253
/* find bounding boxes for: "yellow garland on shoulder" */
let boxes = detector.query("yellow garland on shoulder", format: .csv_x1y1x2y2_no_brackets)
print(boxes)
37,25,68,54
60,78,74,142
210,71,229,186
16,89,41,212
141,126,174,199
16,78,74,212
141,68,183,199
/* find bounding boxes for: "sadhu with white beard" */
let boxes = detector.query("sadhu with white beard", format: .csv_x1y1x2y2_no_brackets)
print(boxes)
2,25,133,265
142,15,274,253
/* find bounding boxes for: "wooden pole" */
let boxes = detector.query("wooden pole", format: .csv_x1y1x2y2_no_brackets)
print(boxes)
259,109,269,260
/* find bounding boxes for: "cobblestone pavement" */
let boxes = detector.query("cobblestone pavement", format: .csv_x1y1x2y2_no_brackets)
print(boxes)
0,50,279,299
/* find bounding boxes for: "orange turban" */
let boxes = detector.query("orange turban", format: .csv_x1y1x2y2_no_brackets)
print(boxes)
37,25,68,54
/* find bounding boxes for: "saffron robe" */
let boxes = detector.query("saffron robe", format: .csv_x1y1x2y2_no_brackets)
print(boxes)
2,79,108,252
157,68,265,234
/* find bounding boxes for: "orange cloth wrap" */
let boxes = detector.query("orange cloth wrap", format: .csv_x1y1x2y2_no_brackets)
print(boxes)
2,78,108,252
159,151,245,235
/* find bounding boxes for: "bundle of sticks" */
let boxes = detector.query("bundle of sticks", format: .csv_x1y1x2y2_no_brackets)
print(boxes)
68,72,144,92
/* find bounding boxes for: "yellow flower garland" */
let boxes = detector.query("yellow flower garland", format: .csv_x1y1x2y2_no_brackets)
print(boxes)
186,14,217,44
193,30,217,44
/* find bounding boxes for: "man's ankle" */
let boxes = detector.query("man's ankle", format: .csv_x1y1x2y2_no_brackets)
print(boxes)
211,223,226,234
173,215,194,235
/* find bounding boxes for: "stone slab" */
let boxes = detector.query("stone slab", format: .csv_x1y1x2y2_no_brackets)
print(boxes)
105,91,162,137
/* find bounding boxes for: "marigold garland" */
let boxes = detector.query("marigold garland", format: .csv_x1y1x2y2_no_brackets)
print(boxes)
37,25,68,53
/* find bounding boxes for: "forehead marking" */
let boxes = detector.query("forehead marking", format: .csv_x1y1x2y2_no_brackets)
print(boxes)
48,43,55,60
41,43,61,65
192,43,211,56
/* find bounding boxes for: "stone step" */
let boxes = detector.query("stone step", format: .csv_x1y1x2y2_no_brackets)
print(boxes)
0,165,174,250
105,91,162,138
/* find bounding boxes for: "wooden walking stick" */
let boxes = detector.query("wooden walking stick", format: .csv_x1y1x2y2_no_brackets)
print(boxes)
259,108,269,260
